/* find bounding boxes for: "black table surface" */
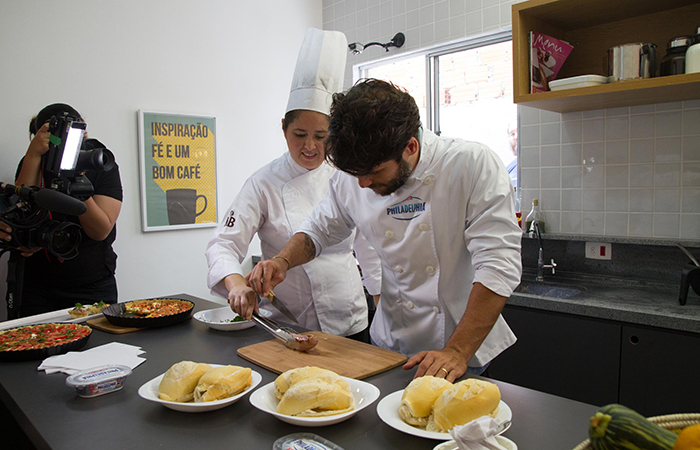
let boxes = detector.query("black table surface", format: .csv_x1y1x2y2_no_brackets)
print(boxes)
0,295,598,450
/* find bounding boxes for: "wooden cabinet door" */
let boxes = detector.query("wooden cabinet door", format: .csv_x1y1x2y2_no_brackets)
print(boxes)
620,325,700,416
488,305,620,406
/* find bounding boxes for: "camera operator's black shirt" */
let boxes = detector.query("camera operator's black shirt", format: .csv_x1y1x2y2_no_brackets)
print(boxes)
16,159,123,288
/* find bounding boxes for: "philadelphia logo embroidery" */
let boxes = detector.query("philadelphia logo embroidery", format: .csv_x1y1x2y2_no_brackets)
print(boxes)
386,196,426,221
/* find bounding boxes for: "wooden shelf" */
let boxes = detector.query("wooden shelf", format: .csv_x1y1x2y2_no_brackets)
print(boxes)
512,0,700,112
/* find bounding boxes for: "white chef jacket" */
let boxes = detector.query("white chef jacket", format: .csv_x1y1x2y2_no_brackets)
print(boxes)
206,152,380,336
299,129,522,365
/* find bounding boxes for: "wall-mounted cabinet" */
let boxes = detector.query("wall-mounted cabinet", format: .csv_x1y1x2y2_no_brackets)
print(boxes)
512,0,700,112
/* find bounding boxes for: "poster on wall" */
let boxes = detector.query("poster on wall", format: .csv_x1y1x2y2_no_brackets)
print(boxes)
138,111,217,232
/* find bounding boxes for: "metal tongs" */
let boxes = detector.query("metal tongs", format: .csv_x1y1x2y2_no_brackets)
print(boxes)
251,309,299,350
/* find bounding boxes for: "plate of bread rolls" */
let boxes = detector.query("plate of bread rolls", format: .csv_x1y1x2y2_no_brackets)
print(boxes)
249,366,380,426
376,376,512,440
138,361,262,412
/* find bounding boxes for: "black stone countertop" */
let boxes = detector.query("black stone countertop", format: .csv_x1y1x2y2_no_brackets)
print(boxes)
509,268,700,334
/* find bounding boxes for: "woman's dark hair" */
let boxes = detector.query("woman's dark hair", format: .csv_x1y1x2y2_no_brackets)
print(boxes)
325,79,421,176
282,110,303,132
31,103,83,135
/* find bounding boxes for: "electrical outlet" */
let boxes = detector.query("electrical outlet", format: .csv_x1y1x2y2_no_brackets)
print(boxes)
586,242,612,260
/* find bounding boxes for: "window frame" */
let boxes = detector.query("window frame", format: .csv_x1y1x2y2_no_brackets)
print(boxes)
354,29,513,136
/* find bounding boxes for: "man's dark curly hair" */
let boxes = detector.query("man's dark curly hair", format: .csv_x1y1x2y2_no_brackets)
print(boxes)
325,79,421,176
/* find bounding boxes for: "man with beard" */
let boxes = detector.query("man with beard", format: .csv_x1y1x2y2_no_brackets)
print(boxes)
239,79,522,382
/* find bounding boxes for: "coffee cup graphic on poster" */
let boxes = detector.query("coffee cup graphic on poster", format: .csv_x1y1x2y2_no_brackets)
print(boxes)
166,188,207,225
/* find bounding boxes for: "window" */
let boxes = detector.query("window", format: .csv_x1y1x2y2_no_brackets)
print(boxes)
358,31,517,187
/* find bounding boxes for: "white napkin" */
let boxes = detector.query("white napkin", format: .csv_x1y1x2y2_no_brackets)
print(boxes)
448,417,508,450
38,342,146,375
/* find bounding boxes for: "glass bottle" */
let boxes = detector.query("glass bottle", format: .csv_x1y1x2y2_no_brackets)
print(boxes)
514,187,522,229
525,198,546,234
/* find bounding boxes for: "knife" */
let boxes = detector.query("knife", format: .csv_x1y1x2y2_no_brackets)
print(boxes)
260,291,298,324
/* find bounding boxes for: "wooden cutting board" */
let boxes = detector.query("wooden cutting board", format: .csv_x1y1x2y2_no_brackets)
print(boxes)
86,317,143,334
237,331,407,379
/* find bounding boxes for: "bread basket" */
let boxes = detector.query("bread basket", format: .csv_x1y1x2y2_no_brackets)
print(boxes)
572,413,700,450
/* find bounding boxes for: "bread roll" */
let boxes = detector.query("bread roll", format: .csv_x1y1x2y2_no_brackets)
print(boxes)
193,365,252,402
427,379,501,432
398,376,453,427
158,361,212,402
274,366,348,400
276,377,354,417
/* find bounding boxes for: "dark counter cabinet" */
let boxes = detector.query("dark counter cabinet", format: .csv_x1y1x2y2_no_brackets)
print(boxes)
488,305,620,408
489,305,700,416
620,325,700,414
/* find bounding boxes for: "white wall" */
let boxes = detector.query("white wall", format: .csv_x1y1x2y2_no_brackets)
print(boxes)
0,0,322,320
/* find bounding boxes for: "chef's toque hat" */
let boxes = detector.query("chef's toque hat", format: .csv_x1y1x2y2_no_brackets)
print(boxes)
285,28,348,115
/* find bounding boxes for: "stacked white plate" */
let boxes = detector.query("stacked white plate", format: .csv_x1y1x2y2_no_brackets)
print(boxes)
549,74,608,91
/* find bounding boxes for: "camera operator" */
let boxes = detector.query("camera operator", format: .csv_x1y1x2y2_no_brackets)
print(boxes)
1,103,123,317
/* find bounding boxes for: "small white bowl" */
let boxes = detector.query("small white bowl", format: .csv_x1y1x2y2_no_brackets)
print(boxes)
249,376,380,427
138,364,262,412
433,435,517,450
193,306,271,331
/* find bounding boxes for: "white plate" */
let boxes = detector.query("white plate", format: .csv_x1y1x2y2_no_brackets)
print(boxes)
549,74,608,91
376,390,512,441
193,306,271,331
248,376,381,427
434,435,517,450
0,306,104,331
138,364,262,412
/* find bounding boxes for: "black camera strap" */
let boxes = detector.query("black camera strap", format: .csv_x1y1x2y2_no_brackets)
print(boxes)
5,251,25,320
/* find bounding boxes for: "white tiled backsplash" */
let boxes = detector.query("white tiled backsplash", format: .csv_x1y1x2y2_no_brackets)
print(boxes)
519,101,700,239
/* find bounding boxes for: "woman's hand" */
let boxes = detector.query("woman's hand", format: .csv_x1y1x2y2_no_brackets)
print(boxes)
27,123,51,158
1,221,41,257
16,123,52,187
0,221,11,243
225,274,258,320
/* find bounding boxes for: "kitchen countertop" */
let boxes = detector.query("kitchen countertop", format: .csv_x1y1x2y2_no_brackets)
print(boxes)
0,294,599,450
510,269,700,334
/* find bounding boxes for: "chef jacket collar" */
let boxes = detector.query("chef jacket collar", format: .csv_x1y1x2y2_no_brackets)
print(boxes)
285,152,327,177
404,126,435,187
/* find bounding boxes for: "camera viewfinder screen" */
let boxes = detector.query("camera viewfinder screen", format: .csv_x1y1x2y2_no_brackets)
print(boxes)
60,123,86,170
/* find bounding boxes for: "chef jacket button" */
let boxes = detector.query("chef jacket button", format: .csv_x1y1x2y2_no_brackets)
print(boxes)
395,266,403,273
406,301,414,309
419,223,429,232
433,306,440,314
426,266,435,274
385,231,394,239
424,177,433,185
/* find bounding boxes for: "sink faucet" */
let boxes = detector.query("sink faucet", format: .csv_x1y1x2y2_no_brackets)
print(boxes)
529,221,556,282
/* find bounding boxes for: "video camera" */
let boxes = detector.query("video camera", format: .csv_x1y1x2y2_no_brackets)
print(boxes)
45,112,115,199
0,113,115,259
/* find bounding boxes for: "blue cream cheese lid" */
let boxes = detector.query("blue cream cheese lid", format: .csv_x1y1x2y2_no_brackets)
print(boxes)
66,365,132,388
273,433,345,450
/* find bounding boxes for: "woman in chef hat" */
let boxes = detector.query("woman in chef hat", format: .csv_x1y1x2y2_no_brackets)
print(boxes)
206,29,380,340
